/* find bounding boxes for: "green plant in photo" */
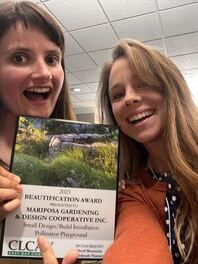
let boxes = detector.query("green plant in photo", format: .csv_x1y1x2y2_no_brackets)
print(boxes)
12,153,47,185
13,118,119,190
85,143,118,176
41,145,117,190
16,122,48,159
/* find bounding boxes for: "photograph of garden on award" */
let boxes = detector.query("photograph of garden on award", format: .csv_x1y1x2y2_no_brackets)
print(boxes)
1,116,119,259
11,116,119,190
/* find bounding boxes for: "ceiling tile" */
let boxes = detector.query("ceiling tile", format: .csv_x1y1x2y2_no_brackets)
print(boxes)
165,32,198,57
74,105,96,114
88,48,113,66
157,0,198,10
86,82,99,92
98,0,156,21
143,39,166,53
160,4,198,37
73,69,100,83
36,2,66,32
82,101,97,107
71,24,118,52
75,93,97,102
70,84,92,95
65,53,97,72
70,95,81,103
112,13,163,41
66,73,82,86
64,32,84,56
44,0,107,31
171,53,198,70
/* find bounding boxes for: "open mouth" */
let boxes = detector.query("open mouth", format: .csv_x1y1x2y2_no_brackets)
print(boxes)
23,87,51,101
128,110,154,124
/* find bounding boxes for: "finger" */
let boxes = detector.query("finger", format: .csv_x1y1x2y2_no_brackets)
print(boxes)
62,250,79,264
0,198,21,221
0,176,22,193
0,166,21,183
0,188,22,201
37,236,58,264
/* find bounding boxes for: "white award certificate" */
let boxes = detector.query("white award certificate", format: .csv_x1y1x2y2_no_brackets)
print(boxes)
1,116,119,260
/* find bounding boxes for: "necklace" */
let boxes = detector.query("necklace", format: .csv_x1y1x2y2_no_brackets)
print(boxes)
148,160,158,180
147,159,172,249
147,160,182,262
148,160,171,180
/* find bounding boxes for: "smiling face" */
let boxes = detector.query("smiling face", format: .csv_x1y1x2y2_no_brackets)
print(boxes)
109,57,164,148
0,23,64,119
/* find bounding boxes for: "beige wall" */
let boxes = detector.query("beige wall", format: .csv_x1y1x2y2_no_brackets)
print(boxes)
76,113,95,123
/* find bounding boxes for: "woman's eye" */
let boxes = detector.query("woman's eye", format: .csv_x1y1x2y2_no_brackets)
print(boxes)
112,92,124,101
12,54,28,64
46,55,60,65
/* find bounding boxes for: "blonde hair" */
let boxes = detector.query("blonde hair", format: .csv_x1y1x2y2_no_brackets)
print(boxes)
98,39,198,263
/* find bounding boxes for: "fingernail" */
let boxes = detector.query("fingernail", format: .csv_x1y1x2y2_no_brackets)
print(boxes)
15,176,21,183
37,236,43,243
37,236,46,247
37,236,45,250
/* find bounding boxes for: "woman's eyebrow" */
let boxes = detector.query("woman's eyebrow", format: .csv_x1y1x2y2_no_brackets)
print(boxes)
109,83,124,92
4,46,30,53
4,46,62,56
45,49,62,55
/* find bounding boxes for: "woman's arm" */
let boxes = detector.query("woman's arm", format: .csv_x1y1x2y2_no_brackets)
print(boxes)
103,182,173,264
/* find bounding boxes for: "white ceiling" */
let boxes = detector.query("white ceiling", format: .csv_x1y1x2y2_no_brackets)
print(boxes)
24,0,198,113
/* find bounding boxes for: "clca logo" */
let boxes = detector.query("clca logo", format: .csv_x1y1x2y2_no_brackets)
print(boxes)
8,240,54,251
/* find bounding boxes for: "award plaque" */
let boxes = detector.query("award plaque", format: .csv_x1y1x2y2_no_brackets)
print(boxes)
1,116,119,260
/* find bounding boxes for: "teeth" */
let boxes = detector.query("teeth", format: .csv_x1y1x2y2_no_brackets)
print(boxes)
26,88,50,93
128,110,154,123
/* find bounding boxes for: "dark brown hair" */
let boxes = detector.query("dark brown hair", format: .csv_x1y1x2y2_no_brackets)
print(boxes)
0,0,75,120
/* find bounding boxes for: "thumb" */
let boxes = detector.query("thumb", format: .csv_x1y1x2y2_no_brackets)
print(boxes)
62,249,79,264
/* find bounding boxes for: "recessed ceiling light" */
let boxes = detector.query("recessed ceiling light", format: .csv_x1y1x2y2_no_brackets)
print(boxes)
72,88,81,92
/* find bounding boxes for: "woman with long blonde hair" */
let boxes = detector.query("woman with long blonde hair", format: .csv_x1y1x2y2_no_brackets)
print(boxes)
98,39,198,263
